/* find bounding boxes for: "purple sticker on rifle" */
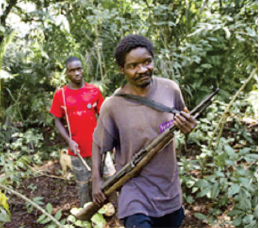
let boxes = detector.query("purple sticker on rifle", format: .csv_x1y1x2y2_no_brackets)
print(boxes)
159,119,174,133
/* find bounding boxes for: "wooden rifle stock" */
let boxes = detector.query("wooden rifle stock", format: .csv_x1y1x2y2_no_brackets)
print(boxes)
75,88,219,221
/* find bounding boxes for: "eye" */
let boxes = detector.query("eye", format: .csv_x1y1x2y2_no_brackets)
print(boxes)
144,59,152,65
128,64,136,69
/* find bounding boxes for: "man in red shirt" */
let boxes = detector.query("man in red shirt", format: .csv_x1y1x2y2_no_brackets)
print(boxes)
50,56,114,207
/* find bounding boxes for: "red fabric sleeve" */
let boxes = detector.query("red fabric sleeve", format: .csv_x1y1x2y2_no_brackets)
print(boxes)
95,89,104,115
50,89,64,118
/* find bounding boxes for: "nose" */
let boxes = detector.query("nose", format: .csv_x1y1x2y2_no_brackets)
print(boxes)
75,69,80,75
137,64,147,74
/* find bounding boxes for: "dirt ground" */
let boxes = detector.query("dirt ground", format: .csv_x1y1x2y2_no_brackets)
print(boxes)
3,126,240,228
3,157,234,228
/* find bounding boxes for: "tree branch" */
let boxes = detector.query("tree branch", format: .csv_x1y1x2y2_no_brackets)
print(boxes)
0,183,64,228
0,0,18,27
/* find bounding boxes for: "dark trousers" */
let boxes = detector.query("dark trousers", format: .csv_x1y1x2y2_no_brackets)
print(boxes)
71,156,92,207
124,206,185,228
71,155,117,208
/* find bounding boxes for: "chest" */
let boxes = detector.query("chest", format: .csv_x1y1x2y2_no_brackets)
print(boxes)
113,96,176,137
62,89,98,111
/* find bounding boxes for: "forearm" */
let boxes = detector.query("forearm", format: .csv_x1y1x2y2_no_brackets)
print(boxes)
92,142,102,180
92,142,107,203
54,117,72,144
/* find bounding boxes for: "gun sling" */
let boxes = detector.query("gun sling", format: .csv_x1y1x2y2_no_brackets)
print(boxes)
115,93,180,114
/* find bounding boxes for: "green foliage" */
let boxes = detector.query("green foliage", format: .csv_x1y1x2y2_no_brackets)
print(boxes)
179,91,258,227
0,123,58,188
0,0,257,227
37,203,66,227
0,0,257,119
0,191,10,224
68,203,111,228
26,196,44,213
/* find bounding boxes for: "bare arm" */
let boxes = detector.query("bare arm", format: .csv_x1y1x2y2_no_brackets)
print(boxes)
54,116,79,155
92,142,107,204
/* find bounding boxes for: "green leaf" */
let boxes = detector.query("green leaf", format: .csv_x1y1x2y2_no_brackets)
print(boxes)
46,203,53,214
225,159,235,166
223,27,231,39
186,195,194,204
244,220,257,228
243,215,253,225
67,215,76,223
37,214,46,223
224,145,237,159
233,216,242,226
228,209,245,217
0,192,10,214
195,179,209,188
244,154,258,162
254,204,258,217
91,213,105,225
75,220,84,227
98,207,106,214
0,208,11,222
82,221,91,228
194,213,208,221
60,218,66,225
210,184,220,199
239,148,251,154
32,196,44,205
197,187,210,198
228,184,241,198
46,225,56,228
39,216,51,224
201,63,212,69
54,209,62,221
168,21,176,27
239,196,252,211
236,166,246,175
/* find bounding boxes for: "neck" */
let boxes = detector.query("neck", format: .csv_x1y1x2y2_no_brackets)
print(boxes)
68,81,85,90
124,81,152,97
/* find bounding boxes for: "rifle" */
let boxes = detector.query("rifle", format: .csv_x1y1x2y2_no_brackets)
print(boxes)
75,88,220,221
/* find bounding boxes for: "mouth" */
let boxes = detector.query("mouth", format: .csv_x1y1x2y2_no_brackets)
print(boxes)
75,76,82,81
136,73,152,81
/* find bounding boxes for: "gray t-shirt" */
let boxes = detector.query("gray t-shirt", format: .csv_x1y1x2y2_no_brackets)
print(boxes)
93,76,185,219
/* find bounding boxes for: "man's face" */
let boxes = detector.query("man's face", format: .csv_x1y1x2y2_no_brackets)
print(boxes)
66,60,84,85
119,47,154,88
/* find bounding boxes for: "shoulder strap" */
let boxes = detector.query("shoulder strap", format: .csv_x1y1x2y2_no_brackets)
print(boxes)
115,93,180,114
62,87,72,138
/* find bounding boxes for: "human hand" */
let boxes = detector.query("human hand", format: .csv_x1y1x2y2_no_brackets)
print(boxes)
68,139,79,155
174,107,197,134
92,176,107,205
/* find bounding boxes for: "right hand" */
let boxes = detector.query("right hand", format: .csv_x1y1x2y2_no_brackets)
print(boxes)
92,176,107,205
68,139,79,155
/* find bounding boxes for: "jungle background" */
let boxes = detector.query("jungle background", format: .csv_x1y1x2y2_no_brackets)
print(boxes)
0,0,258,227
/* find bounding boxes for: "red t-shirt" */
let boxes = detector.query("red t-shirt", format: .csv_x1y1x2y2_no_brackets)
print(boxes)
50,83,104,157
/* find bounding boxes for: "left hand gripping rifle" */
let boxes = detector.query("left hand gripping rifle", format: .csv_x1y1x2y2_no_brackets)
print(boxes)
75,88,220,221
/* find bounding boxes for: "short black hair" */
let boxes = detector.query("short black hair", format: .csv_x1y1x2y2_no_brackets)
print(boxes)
65,56,81,68
114,34,154,68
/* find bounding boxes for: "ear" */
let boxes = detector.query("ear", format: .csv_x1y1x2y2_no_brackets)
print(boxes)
119,66,124,75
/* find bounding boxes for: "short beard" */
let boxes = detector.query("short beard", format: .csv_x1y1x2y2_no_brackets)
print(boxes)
140,79,151,88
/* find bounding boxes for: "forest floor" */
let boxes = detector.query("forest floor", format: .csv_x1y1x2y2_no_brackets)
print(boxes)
3,127,244,228
4,152,235,228
4,160,234,228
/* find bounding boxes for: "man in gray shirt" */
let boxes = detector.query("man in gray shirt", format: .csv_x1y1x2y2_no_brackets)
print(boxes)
92,34,196,227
